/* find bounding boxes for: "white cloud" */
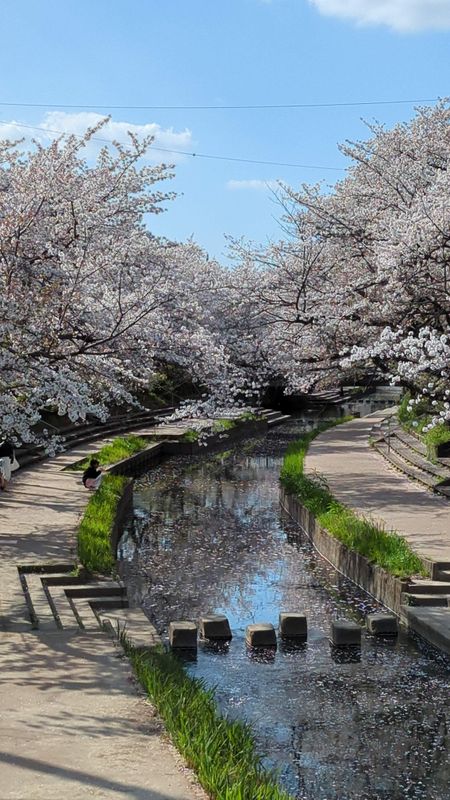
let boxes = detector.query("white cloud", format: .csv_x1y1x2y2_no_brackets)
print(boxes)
0,111,193,163
227,179,279,191
309,0,450,32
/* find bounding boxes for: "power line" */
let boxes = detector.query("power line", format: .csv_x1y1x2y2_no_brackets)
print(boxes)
0,97,440,111
0,119,345,171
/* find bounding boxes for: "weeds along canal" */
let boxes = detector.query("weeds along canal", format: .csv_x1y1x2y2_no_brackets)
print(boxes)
117,409,450,800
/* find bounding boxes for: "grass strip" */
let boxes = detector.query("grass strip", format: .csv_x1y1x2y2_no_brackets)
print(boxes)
181,428,201,442
121,640,294,800
212,412,262,433
68,434,149,472
280,419,427,579
78,474,128,573
181,413,262,442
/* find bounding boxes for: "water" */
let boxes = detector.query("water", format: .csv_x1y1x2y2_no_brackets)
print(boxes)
118,409,450,800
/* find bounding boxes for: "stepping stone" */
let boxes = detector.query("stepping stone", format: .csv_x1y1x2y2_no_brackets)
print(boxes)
331,620,361,646
199,615,232,641
366,613,398,636
246,623,277,647
169,621,197,649
279,612,307,640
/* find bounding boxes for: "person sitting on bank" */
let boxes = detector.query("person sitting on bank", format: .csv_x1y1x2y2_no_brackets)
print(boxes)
82,458,104,490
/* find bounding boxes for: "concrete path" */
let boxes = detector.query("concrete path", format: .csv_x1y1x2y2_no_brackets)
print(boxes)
0,430,204,799
305,411,450,565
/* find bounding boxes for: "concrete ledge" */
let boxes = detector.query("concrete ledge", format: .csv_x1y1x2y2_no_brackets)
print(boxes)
280,489,450,657
280,488,409,616
404,607,450,656
108,442,164,477
99,608,161,650
110,478,134,555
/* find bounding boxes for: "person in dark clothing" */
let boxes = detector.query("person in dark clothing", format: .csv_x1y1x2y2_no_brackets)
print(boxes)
0,439,15,491
82,458,103,490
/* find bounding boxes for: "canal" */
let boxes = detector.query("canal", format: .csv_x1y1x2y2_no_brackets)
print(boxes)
118,408,450,800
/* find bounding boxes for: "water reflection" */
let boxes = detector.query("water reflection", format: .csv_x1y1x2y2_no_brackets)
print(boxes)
118,413,450,800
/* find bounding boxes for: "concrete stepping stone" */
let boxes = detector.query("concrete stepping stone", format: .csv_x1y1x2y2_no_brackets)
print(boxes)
199,615,232,640
169,621,198,649
331,619,362,646
246,623,277,647
366,612,398,636
279,612,307,640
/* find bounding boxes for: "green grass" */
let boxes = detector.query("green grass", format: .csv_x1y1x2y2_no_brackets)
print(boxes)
238,411,260,422
423,424,450,453
121,640,294,800
280,419,427,579
68,434,149,472
78,474,128,574
182,413,262,441
181,428,201,442
212,418,237,433
212,413,262,434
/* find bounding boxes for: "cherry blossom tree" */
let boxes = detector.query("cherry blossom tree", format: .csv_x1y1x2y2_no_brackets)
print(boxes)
0,121,246,445
4,102,450,446
229,102,450,423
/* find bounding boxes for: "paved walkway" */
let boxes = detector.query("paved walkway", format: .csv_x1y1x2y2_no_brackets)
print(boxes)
0,429,204,799
305,411,450,565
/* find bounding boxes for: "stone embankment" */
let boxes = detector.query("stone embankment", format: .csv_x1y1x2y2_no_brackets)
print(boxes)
287,411,450,657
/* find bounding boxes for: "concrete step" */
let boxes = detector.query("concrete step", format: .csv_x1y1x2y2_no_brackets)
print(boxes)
98,607,161,649
435,479,450,498
435,568,450,582
390,425,428,458
16,408,174,471
403,606,450,656
373,440,436,490
64,584,126,599
17,565,128,631
387,437,448,480
70,595,128,631
406,580,450,595
22,573,60,631
267,414,291,427
45,584,84,630
373,439,450,498
259,409,281,419
403,593,449,607
373,417,450,498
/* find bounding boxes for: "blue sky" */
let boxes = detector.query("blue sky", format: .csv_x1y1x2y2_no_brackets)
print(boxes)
1,0,450,262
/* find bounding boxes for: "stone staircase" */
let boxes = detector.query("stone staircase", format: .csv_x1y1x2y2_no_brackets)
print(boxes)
402,563,450,653
17,563,159,646
370,417,450,498
403,567,450,607
16,407,175,470
260,409,291,427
